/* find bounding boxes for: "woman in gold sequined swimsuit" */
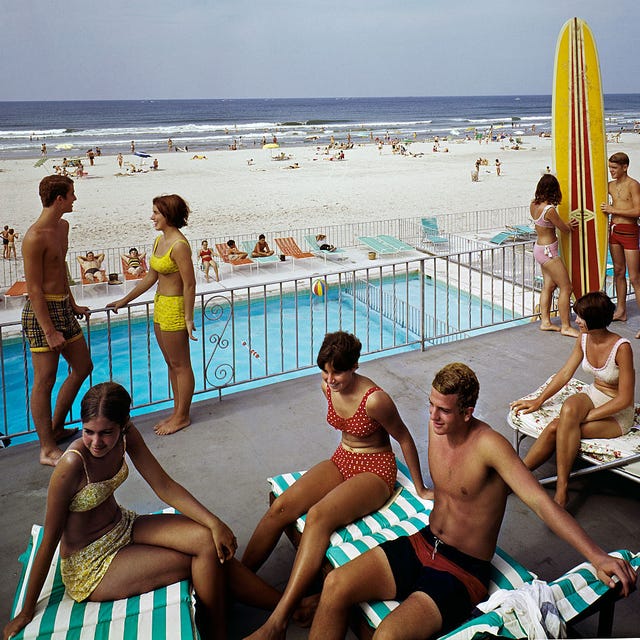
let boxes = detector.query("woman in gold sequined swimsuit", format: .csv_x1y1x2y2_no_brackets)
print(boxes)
4,383,284,640
107,194,196,436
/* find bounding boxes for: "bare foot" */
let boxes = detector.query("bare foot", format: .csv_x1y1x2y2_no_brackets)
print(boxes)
54,427,79,443
560,327,580,338
154,417,191,435
292,594,320,628
553,490,568,508
243,620,286,640
40,446,64,467
612,312,627,322
539,322,560,332
635,330,640,340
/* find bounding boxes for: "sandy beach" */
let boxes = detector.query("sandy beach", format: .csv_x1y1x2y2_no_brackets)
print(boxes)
2,134,640,254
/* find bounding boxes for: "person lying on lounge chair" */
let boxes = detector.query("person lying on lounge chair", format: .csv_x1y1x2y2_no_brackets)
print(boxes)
77,251,106,282
307,362,637,640
315,234,336,252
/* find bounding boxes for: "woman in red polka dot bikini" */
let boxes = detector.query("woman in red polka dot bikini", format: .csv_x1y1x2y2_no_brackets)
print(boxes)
242,331,431,639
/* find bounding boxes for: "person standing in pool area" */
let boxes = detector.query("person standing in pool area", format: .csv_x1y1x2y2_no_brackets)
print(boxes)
2,382,291,640
22,175,93,467
242,330,431,640
530,174,579,337
108,194,196,436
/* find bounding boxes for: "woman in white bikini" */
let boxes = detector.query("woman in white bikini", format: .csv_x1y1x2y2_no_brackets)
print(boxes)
511,291,635,507
530,174,579,337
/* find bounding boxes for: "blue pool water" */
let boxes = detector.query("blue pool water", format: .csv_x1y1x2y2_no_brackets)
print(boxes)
1,272,521,442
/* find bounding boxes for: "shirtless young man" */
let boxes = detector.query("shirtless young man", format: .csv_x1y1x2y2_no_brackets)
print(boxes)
307,363,637,640
601,152,640,334
22,175,93,466
77,251,106,282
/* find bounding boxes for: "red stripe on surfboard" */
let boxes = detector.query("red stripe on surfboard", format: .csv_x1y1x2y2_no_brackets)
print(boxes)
584,219,599,293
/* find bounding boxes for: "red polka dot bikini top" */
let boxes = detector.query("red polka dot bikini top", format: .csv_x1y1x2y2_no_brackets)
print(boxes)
326,386,384,437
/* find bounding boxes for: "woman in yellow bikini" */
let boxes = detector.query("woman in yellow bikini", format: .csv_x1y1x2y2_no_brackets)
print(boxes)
3,382,285,640
108,194,196,435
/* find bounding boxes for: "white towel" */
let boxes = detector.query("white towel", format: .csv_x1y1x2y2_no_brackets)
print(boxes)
476,579,566,639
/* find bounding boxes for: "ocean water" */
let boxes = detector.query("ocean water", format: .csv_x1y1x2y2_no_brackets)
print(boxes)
1,94,639,160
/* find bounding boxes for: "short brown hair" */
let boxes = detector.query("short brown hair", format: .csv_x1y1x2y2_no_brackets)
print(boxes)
152,194,190,228
609,152,629,167
39,175,74,207
80,382,132,431
317,331,362,371
432,363,479,413
573,291,615,330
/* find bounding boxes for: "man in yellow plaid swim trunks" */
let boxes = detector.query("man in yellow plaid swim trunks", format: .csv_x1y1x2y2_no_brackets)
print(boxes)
21,175,93,467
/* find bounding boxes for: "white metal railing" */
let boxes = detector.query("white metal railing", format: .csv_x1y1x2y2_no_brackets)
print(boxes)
1,241,543,445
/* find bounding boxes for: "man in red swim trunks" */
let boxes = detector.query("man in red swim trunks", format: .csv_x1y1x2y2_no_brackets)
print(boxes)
601,152,640,333
307,363,637,639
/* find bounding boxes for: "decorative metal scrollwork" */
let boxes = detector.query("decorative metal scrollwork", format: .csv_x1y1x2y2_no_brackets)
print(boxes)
203,295,234,388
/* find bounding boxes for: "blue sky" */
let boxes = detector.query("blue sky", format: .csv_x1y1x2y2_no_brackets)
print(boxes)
2,0,639,100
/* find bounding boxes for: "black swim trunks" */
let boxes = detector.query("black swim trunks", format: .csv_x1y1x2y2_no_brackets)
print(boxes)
380,525,491,633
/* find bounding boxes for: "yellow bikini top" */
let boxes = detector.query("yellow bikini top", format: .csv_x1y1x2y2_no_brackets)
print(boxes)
149,236,190,275
66,439,128,512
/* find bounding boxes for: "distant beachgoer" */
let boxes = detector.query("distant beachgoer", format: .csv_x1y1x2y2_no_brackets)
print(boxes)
152,158,159,170
1,225,9,259
77,251,106,282
22,175,93,466
251,234,274,258
495,158,501,176
168,138,173,150
108,195,196,436
531,174,579,337
600,152,640,334
199,240,219,282
121,247,147,277
130,140,135,153
41,143,47,155
7,229,18,260
226,239,248,260
86,149,95,166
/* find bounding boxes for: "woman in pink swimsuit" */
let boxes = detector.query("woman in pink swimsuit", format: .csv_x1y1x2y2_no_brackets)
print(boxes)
530,174,579,337
512,292,635,507
242,331,431,639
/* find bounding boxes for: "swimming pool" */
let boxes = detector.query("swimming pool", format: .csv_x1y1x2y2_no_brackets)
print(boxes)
0,270,522,443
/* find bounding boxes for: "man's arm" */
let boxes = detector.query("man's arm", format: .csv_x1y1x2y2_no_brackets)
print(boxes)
485,432,637,595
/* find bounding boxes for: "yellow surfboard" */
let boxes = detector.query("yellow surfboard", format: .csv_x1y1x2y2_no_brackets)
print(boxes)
553,17,608,299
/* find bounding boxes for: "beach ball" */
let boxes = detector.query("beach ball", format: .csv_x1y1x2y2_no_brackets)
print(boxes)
312,280,326,296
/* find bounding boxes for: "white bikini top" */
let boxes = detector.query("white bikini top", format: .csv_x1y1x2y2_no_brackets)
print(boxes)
581,334,630,385
533,204,556,229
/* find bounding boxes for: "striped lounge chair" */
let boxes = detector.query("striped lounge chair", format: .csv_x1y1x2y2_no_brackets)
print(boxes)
9,509,198,640
269,461,638,639
508,376,640,485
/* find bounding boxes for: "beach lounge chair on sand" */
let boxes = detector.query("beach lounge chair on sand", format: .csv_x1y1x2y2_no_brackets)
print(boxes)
240,240,280,269
274,237,314,261
215,242,254,272
359,236,397,255
509,376,640,486
9,509,198,639
269,461,639,640
420,217,449,248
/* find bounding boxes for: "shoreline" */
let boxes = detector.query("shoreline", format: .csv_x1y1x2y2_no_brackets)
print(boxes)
3,134,640,254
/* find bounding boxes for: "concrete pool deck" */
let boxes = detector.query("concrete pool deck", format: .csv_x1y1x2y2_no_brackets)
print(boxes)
1,317,639,638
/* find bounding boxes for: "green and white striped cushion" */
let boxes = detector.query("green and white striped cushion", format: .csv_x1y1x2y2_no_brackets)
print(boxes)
10,509,198,639
268,462,639,636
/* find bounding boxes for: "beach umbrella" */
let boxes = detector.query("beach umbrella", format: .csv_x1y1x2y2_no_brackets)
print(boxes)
133,151,151,158
262,143,279,149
